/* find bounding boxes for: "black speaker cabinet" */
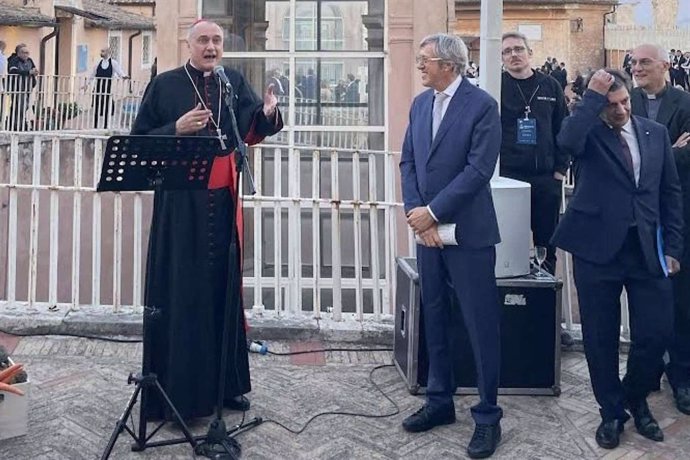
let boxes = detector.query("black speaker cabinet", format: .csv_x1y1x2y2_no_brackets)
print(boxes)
394,256,562,396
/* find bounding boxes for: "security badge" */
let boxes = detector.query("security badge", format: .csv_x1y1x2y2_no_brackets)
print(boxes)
515,82,540,145
517,107,537,145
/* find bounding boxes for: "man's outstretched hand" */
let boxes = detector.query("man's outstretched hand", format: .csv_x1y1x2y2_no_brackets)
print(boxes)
263,83,278,119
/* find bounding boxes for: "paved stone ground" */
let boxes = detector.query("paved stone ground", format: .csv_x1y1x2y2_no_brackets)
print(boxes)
1,334,689,460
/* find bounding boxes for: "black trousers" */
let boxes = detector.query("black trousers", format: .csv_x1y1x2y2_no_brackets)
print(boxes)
93,94,112,129
574,228,674,422
667,252,690,389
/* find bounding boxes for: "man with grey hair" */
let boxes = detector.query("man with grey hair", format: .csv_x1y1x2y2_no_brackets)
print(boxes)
552,68,683,449
629,43,690,417
401,32,503,458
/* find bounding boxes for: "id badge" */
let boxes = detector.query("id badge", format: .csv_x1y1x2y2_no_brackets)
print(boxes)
517,118,537,145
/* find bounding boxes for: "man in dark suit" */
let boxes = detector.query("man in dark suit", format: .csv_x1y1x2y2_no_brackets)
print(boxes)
400,33,502,458
552,69,684,449
629,43,690,417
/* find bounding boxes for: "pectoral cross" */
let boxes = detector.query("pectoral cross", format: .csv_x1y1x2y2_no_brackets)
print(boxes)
217,128,228,151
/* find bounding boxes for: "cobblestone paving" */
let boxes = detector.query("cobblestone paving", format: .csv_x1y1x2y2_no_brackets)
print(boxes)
1,335,689,460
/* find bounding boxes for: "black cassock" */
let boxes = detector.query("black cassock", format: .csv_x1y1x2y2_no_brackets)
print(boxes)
131,62,283,420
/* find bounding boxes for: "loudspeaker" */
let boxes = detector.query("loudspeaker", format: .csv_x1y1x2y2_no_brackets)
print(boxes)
394,257,562,396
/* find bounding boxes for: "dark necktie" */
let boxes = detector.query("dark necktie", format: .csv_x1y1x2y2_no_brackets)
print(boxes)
615,128,635,177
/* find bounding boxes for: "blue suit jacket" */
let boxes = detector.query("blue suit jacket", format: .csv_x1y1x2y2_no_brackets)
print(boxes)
551,90,684,273
400,78,501,249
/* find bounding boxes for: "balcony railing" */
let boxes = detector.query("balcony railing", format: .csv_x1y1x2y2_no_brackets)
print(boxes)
0,75,148,132
0,133,402,322
0,76,374,151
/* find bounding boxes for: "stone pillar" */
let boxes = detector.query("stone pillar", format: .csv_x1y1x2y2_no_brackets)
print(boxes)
363,0,385,151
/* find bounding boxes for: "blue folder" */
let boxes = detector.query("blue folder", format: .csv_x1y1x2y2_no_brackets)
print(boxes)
657,226,669,277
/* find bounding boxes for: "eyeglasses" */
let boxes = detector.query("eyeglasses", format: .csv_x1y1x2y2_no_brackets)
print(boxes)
501,46,527,56
629,58,658,68
415,56,443,66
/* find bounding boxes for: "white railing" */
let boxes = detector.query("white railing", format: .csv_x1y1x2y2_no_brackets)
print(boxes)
0,79,373,150
0,75,147,133
0,133,400,321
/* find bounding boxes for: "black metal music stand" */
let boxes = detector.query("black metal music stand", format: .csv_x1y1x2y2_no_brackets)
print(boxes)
98,134,220,459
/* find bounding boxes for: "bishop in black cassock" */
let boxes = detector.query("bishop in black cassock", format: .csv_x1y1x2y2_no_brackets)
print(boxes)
131,20,283,421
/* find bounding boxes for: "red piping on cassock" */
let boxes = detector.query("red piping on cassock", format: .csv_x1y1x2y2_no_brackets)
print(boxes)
207,117,266,332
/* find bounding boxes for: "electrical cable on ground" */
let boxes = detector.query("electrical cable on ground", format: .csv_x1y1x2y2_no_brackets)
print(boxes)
0,328,142,343
259,364,400,435
1,328,400,437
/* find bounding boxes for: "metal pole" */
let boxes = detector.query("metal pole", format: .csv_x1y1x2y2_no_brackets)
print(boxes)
479,0,503,179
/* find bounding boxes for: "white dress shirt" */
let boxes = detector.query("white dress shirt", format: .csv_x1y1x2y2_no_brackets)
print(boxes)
618,119,641,186
427,74,463,222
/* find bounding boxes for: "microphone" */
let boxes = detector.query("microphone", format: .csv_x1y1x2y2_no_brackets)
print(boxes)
213,65,233,92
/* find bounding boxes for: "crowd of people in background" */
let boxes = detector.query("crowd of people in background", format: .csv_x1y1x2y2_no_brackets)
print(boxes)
265,67,361,103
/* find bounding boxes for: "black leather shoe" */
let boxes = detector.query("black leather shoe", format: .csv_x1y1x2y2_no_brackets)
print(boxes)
627,399,663,441
674,387,690,416
467,422,501,459
595,419,624,449
402,405,455,433
224,395,250,411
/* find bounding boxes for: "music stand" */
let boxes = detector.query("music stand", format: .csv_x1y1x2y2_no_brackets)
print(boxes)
99,134,220,459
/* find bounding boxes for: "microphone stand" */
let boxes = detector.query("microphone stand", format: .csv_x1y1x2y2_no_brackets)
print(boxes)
194,76,262,460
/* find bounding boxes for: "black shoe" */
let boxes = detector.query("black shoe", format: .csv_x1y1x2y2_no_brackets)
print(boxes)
674,386,690,416
595,419,624,449
627,399,663,441
467,422,501,459
224,395,250,411
402,404,455,433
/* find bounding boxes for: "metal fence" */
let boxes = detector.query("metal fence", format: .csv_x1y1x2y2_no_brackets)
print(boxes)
0,75,148,133
0,77,372,151
0,133,401,322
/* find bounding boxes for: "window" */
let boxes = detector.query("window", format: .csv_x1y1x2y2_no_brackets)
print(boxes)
142,32,152,67
282,3,346,51
108,32,122,63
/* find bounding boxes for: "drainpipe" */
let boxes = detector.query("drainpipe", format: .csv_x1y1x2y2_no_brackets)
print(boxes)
39,26,59,75
39,26,60,121
603,5,617,67
128,30,142,77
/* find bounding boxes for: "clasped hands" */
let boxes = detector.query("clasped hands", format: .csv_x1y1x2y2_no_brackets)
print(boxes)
407,206,443,248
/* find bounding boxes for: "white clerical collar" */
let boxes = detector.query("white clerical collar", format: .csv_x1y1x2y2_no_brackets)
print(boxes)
187,60,213,77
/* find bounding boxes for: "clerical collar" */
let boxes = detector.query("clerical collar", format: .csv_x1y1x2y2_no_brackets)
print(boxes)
643,84,668,100
185,61,213,78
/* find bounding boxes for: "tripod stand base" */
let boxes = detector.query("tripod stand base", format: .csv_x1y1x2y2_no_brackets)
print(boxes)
195,419,241,459
100,372,198,460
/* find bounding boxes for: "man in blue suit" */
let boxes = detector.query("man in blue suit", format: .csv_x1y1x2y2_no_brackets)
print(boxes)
552,69,684,449
400,33,503,459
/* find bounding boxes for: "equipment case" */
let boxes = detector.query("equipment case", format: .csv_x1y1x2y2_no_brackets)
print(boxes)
393,257,563,396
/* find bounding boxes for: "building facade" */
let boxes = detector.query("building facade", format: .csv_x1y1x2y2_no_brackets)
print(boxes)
0,0,156,82
455,0,617,77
